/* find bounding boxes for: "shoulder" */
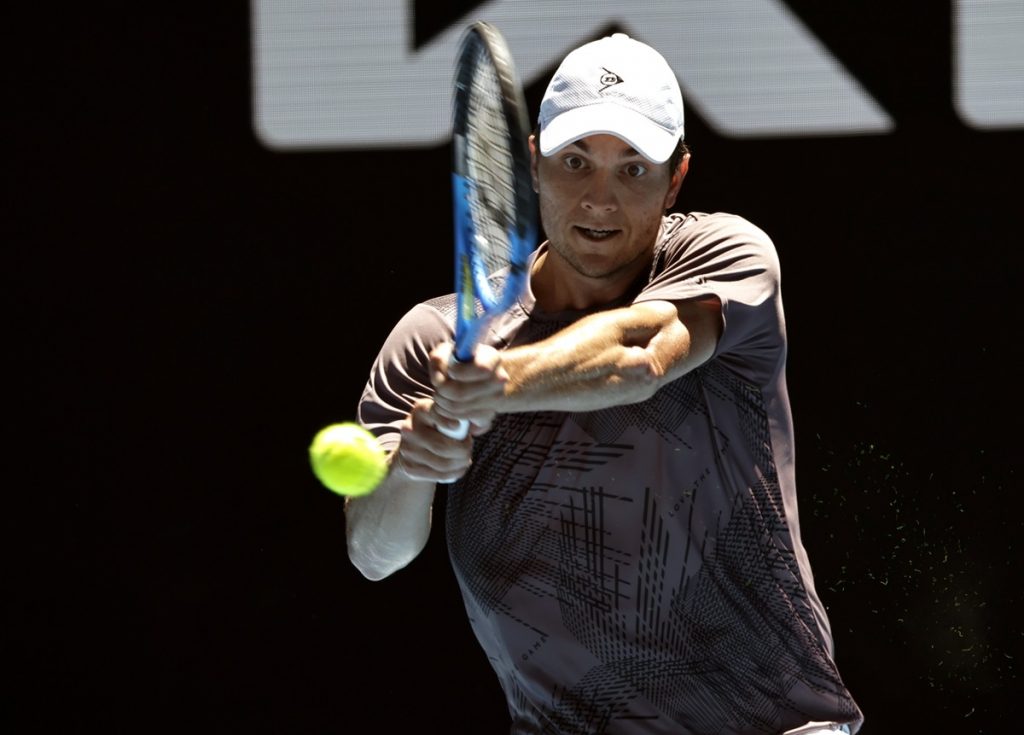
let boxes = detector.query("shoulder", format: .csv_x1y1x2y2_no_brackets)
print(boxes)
376,296,456,363
419,293,458,322
404,295,457,330
361,297,455,418
661,212,776,257
652,212,779,281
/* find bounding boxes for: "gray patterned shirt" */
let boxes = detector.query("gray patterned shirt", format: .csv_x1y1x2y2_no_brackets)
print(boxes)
359,212,863,734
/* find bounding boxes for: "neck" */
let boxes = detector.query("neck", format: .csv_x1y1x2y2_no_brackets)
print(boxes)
530,246,650,313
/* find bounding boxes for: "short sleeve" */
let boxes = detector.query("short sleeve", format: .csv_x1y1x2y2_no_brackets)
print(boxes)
357,301,454,453
634,213,785,385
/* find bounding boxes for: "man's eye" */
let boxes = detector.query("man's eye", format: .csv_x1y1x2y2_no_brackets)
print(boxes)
625,163,648,177
564,155,584,170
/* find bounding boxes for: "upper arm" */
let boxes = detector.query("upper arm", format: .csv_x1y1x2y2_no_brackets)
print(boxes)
359,301,454,445
635,214,783,385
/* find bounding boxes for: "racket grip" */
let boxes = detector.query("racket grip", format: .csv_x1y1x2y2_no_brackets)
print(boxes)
436,350,471,440
437,419,470,440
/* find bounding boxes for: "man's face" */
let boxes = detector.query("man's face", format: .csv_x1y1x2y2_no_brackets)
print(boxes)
530,133,687,289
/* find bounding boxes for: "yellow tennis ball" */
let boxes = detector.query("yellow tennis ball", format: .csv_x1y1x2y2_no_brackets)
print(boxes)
308,423,387,497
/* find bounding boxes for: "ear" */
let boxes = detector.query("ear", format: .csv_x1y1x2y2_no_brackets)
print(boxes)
663,153,690,210
528,134,540,193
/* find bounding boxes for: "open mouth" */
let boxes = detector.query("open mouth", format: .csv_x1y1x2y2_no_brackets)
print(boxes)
575,226,620,241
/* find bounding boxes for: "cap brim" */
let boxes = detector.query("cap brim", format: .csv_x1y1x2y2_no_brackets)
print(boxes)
539,103,680,164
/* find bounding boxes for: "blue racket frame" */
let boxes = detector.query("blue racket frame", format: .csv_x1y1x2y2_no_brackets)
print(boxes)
450,171,534,362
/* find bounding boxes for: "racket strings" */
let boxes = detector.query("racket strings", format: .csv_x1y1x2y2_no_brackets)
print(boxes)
464,47,516,282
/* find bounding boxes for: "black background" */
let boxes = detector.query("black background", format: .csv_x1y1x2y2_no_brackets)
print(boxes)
10,1,1021,732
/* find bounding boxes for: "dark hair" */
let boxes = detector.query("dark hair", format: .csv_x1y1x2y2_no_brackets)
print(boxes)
667,139,691,175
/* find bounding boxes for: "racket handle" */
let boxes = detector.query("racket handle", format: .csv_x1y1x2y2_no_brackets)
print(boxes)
436,349,471,440
437,419,470,440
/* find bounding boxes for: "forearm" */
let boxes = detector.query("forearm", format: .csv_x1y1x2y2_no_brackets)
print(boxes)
344,454,436,581
500,315,661,411
499,300,715,412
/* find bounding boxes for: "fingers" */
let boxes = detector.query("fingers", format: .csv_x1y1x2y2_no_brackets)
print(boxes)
430,343,507,385
429,343,507,424
392,399,474,483
468,415,495,436
395,341,508,483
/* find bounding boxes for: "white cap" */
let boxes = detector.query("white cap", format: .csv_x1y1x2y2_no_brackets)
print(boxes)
538,34,684,164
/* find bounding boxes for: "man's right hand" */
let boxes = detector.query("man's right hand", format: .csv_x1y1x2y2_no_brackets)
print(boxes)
391,398,485,483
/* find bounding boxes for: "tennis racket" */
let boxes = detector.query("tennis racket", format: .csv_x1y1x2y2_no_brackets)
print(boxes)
439,21,537,440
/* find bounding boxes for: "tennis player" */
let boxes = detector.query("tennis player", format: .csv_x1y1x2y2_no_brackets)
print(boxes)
347,33,863,735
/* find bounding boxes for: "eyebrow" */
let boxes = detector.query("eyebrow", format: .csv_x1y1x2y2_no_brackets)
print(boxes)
570,139,642,158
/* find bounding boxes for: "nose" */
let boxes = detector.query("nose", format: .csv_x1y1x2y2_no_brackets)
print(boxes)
580,171,618,213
